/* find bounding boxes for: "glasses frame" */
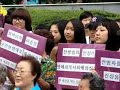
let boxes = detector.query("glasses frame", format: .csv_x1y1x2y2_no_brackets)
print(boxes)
13,18,24,22
14,69,31,75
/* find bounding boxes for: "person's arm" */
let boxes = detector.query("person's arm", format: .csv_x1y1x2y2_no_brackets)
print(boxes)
37,78,50,90
50,46,58,63
39,55,56,90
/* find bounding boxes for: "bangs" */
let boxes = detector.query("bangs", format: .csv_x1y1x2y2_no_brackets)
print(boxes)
12,15,26,20
12,8,30,20
12,12,27,20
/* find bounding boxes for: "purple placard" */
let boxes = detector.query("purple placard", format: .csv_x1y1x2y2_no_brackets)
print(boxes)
95,50,120,90
0,23,47,69
56,43,105,90
0,14,4,27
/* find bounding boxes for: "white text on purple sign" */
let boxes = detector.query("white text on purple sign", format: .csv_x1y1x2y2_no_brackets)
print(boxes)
58,77,80,86
82,49,95,58
0,40,42,63
103,71,120,82
7,29,23,42
0,57,16,69
25,36,39,48
57,62,95,72
62,48,80,57
101,57,120,69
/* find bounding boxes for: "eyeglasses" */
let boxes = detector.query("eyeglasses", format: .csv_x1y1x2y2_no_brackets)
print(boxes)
13,18,24,22
14,69,31,75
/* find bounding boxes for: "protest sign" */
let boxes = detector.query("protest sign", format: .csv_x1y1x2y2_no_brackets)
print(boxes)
0,24,47,69
96,50,120,90
0,14,4,27
56,43,105,90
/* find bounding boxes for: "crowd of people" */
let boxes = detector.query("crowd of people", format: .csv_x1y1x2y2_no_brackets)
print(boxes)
0,7,120,90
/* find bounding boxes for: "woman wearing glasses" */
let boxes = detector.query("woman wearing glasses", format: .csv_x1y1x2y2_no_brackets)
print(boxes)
14,56,41,90
11,8,32,31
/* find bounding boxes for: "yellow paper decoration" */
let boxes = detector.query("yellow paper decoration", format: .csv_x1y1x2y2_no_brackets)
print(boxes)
0,6,7,16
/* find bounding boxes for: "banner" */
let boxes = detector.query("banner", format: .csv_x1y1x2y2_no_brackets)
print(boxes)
0,24,47,69
96,50,120,90
56,43,105,90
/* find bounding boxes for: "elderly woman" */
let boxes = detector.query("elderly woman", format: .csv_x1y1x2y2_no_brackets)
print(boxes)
14,56,41,90
0,63,7,90
78,73,105,90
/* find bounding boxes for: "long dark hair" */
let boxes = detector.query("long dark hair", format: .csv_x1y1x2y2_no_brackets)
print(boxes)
69,19,86,43
95,19,120,51
57,20,68,43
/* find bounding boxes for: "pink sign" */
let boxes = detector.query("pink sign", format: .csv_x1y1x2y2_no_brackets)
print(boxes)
0,24,47,69
56,43,105,90
0,14,4,27
95,50,120,90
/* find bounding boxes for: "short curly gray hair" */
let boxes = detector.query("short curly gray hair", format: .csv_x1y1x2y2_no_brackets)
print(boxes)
0,64,7,84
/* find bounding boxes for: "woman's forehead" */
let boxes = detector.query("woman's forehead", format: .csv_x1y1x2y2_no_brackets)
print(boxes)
66,21,73,27
16,61,31,68
97,25,107,30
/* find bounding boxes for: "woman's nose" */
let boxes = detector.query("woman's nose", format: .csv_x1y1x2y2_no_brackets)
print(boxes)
15,71,21,76
95,30,100,36
52,32,55,37
67,29,71,34
15,19,21,23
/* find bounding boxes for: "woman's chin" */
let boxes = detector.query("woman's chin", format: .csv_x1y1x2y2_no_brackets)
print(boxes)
15,82,23,87
95,41,103,44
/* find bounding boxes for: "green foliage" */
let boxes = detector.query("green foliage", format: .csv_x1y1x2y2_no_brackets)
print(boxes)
28,8,80,29
91,10,120,19
27,8,120,30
